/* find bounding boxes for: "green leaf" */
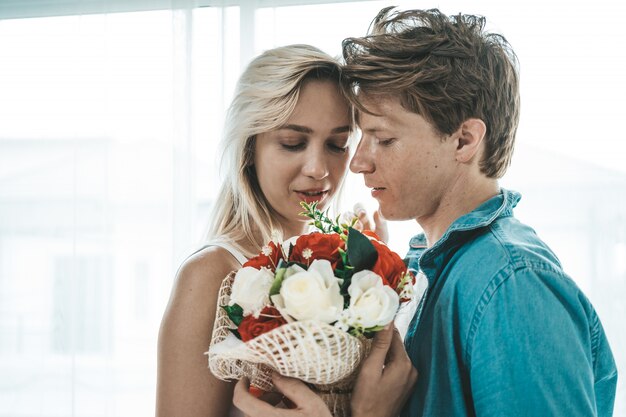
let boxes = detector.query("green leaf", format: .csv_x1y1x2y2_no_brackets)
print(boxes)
349,324,386,339
367,324,386,332
338,247,348,267
228,328,242,340
347,227,378,272
334,268,345,280
269,263,288,296
222,304,244,326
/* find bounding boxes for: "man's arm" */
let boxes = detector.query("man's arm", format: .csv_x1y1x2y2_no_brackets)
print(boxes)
468,267,609,416
232,325,417,417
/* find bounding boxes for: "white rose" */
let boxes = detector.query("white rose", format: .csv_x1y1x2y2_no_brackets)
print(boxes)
345,270,399,329
229,266,274,316
271,259,344,323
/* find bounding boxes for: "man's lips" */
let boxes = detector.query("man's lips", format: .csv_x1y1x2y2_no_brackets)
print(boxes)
369,186,386,198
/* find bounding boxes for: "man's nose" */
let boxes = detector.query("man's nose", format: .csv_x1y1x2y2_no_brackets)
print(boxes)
349,137,375,174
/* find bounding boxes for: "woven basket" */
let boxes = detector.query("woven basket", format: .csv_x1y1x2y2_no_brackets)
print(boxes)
208,272,371,417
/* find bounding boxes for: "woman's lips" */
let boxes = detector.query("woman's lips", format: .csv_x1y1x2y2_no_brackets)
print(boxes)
295,190,329,204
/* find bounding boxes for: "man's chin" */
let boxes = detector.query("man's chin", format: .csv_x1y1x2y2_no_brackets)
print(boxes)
378,206,396,220
378,206,414,222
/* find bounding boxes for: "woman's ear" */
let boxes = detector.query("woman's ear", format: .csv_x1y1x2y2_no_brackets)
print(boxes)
455,118,486,163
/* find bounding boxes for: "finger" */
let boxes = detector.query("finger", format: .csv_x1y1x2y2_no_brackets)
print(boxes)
272,372,318,405
373,210,389,243
357,212,371,231
353,202,366,216
363,324,394,372
353,204,371,229
385,326,407,365
233,378,284,417
259,391,285,406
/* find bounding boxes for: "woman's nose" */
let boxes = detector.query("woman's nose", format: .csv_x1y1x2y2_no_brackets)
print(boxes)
301,148,329,180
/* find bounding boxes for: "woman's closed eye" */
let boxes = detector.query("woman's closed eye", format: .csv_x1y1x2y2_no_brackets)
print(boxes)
280,139,348,153
327,142,348,153
280,142,306,151
326,136,349,154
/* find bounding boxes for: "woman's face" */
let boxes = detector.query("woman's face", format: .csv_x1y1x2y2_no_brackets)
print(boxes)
254,78,351,235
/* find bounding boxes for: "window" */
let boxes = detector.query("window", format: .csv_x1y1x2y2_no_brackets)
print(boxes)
1,1,624,416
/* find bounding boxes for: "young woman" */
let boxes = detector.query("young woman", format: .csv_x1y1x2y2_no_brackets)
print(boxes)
156,44,354,417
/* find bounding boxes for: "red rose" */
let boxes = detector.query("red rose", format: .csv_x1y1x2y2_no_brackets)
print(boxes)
289,232,345,269
369,239,409,290
248,386,265,398
243,241,283,271
362,230,383,241
238,306,287,342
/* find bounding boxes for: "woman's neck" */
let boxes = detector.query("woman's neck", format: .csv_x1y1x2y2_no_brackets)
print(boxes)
279,219,309,241
235,219,308,256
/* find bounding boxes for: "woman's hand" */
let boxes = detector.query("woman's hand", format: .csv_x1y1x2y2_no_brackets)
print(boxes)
353,203,389,243
233,374,332,417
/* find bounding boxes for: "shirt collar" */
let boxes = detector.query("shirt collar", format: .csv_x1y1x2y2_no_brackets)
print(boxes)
446,188,520,233
410,188,521,262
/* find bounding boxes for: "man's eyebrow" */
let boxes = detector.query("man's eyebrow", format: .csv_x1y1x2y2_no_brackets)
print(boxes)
362,127,386,134
279,124,352,134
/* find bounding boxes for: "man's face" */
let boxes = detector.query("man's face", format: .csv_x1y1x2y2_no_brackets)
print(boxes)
350,95,459,222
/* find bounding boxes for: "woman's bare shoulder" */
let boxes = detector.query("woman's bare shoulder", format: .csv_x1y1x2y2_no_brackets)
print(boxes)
166,246,241,312
157,246,241,417
179,246,240,282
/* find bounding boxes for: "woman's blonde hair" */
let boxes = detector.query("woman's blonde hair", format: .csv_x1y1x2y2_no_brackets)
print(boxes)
207,44,351,258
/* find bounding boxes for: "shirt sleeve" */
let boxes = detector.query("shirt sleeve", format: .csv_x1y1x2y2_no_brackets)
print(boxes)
467,265,600,417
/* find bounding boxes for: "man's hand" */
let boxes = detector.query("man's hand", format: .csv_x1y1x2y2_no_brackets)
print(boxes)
353,203,389,243
351,325,418,417
233,373,332,417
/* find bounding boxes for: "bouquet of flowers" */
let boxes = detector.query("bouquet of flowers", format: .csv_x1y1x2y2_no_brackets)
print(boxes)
207,203,415,416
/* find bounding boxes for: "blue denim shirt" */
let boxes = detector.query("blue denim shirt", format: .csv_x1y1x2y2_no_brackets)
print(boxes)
401,189,617,417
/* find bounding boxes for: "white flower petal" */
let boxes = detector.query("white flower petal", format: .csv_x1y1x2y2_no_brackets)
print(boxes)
230,267,275,316
278,260,343,324
345,270,399,329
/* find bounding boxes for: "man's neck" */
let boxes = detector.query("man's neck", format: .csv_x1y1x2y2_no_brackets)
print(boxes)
417,177,500,248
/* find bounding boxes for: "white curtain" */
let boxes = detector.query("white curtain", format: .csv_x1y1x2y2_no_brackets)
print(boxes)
0,2,238,415
0,1,624,416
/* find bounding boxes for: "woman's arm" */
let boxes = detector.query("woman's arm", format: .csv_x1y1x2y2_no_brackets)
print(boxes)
156,247,241,417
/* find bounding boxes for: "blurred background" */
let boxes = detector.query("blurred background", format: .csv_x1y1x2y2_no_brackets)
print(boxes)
0,0,624,415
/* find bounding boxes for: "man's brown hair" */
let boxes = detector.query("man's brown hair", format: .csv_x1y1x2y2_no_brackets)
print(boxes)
342,7,520,178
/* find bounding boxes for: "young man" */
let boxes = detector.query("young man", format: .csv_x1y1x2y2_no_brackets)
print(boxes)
233,7,617,417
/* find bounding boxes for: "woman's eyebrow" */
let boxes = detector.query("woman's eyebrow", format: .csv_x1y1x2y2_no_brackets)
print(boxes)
279,124,351,134
280,124,313,134
331,125,351,134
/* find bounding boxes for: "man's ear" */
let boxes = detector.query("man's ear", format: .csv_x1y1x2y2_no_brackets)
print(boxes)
455,118,486,163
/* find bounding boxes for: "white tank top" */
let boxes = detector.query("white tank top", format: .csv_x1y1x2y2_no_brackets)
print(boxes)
193,240,248,265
